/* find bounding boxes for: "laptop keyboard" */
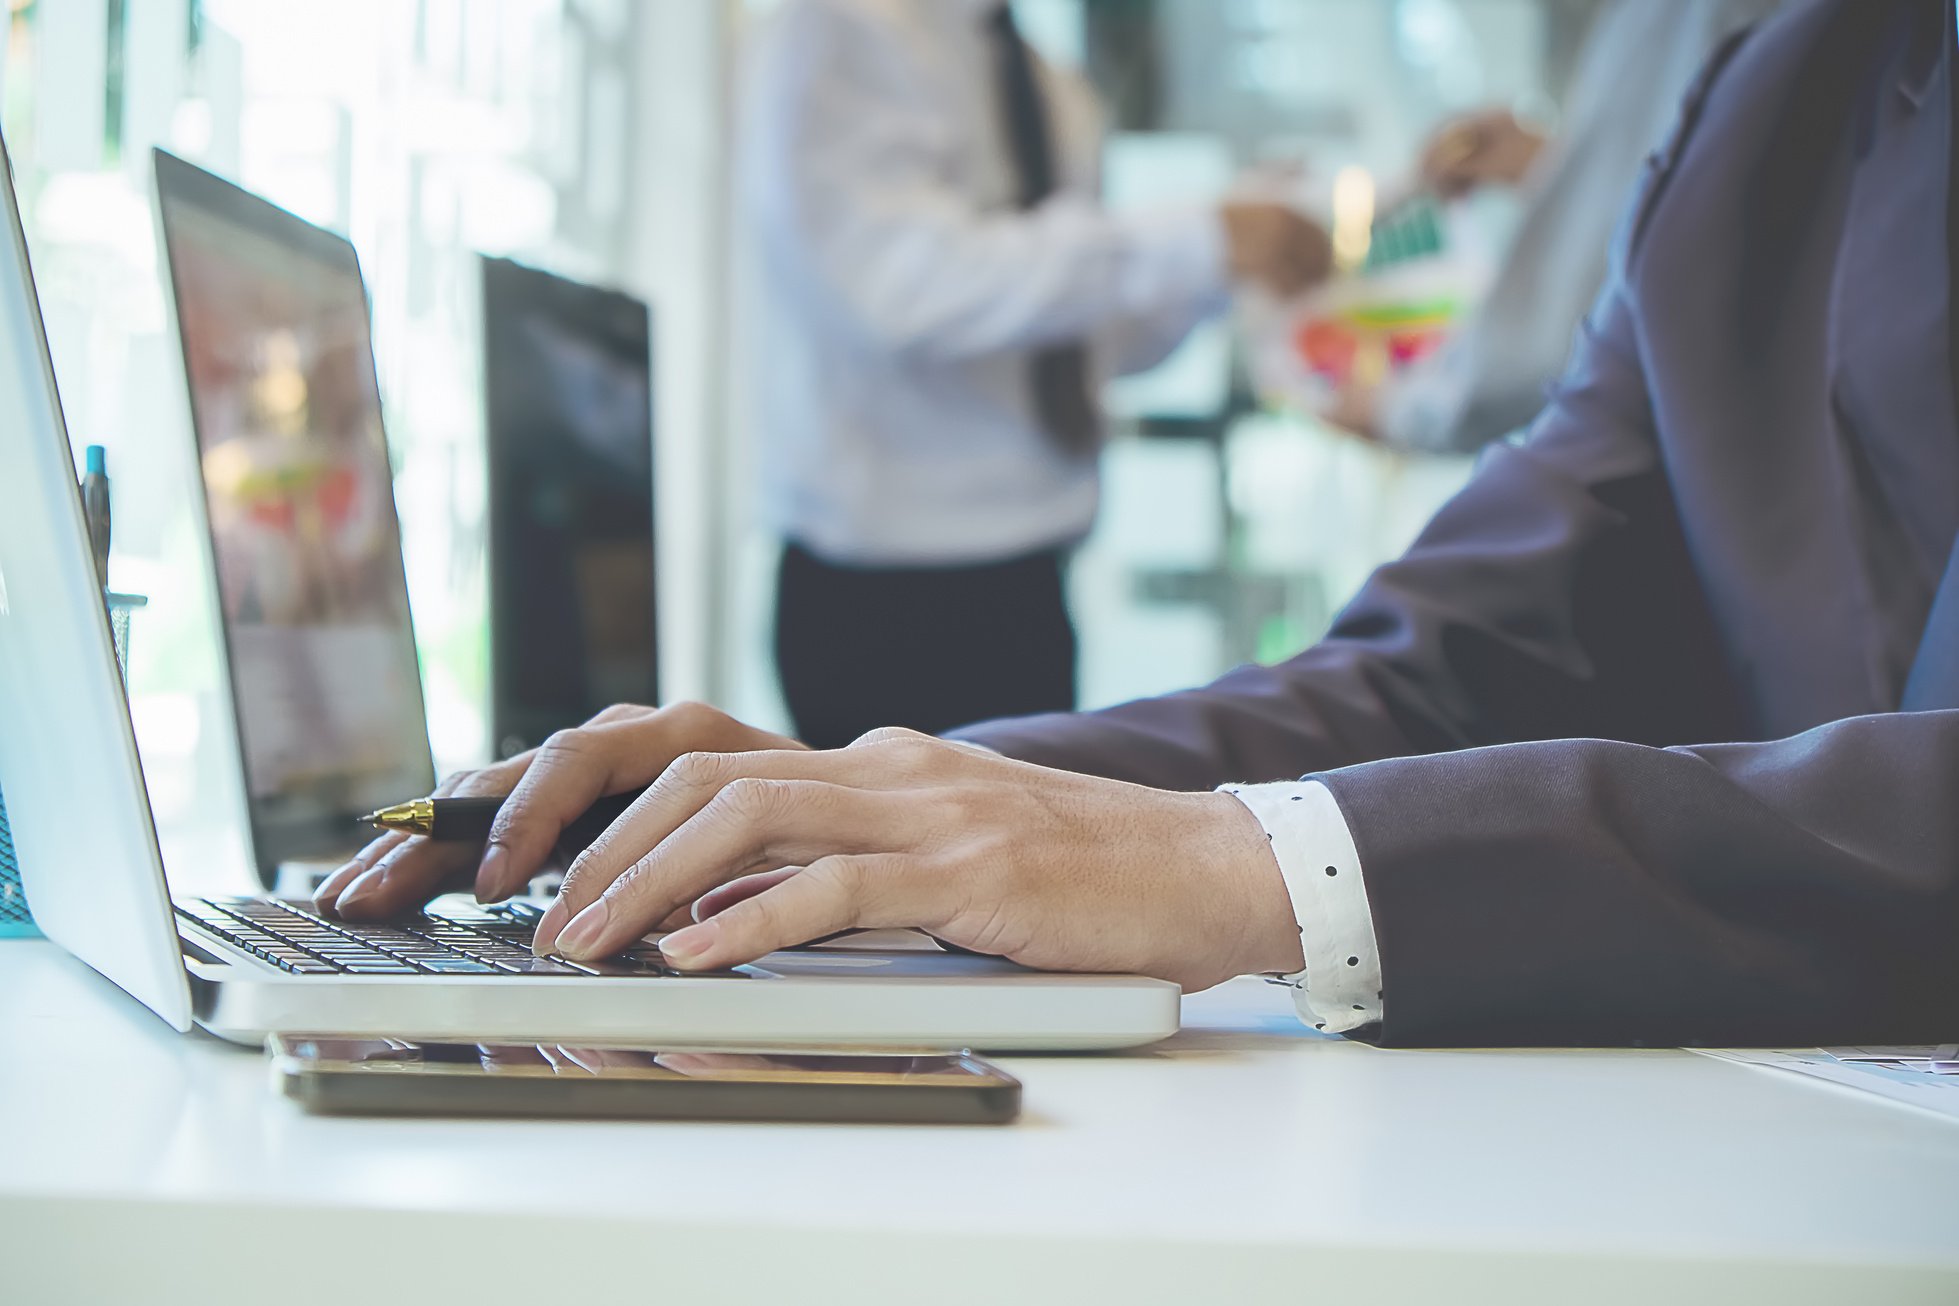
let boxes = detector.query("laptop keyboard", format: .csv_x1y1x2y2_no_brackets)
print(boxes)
175,897,713,978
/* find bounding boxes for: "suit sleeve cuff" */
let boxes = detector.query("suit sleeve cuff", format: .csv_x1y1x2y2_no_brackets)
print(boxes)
1220,779,1384,1034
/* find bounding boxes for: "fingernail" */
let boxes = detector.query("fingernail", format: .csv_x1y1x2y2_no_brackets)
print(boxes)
475,847,510,903
313,862,360,914
531,897,571,956
336,867,387,915
660,919,720,968
553,899,611,959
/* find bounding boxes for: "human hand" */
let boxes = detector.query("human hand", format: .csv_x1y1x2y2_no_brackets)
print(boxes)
1320,376,1384,444
529,730,1305,993
1420,108,1548,199
1221,201,1334,299
314,702,807,921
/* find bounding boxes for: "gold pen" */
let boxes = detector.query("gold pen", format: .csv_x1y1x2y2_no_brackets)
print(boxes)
361,797,445,837
360,792,638,847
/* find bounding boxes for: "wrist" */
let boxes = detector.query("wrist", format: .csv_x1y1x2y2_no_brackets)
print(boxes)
1191,791,1306,979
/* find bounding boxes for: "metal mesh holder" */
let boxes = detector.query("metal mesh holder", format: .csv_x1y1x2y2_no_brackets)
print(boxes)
0,591,146,938
0,786,26,936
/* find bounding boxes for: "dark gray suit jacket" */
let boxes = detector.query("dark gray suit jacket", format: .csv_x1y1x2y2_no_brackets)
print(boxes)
958,0,1959,1047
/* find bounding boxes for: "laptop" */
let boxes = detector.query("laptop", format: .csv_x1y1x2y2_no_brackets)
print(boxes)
0,139,1180,1052
152,149,436,884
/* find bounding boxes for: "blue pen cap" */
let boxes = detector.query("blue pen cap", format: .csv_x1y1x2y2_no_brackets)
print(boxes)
85,444,106,476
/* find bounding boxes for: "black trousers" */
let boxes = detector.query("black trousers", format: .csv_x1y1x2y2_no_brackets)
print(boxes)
774,541,1077,750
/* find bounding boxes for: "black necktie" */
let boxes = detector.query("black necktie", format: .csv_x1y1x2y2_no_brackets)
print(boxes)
986,4,1100,458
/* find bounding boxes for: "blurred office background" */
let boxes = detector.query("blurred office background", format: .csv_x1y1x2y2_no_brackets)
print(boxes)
3,0,1596,893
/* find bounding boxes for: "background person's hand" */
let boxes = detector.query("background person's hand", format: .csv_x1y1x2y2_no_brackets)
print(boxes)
530,730,1305,993
1319,375,1385,445
314,702,806,921
1220,201,1334,299
1419,108,1548,200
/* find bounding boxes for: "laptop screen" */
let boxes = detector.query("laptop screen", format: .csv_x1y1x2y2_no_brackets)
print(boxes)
154,151,433,875
481,256,656,757
0,134,192,1028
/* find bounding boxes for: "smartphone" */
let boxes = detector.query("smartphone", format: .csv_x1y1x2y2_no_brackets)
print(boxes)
268,1037,1022,1124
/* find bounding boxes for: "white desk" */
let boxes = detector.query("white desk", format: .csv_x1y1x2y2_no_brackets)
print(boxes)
2,939,1955,1306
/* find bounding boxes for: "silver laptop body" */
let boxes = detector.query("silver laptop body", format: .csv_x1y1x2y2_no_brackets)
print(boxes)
0,137,1179,1052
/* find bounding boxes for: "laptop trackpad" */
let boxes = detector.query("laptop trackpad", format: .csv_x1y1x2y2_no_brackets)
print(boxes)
750,948,1026,979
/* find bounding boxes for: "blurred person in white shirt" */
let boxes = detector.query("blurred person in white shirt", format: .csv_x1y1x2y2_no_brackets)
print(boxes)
740,0,1331,748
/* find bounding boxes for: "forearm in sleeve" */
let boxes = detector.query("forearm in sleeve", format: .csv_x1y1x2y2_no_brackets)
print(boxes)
1321,710,1959,1047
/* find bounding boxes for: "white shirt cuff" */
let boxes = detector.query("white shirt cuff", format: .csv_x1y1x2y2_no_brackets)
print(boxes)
1220,779,1384,1035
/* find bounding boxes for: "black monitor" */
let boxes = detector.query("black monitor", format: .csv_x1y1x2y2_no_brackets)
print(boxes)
480,256,657,758
153,150,435,878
